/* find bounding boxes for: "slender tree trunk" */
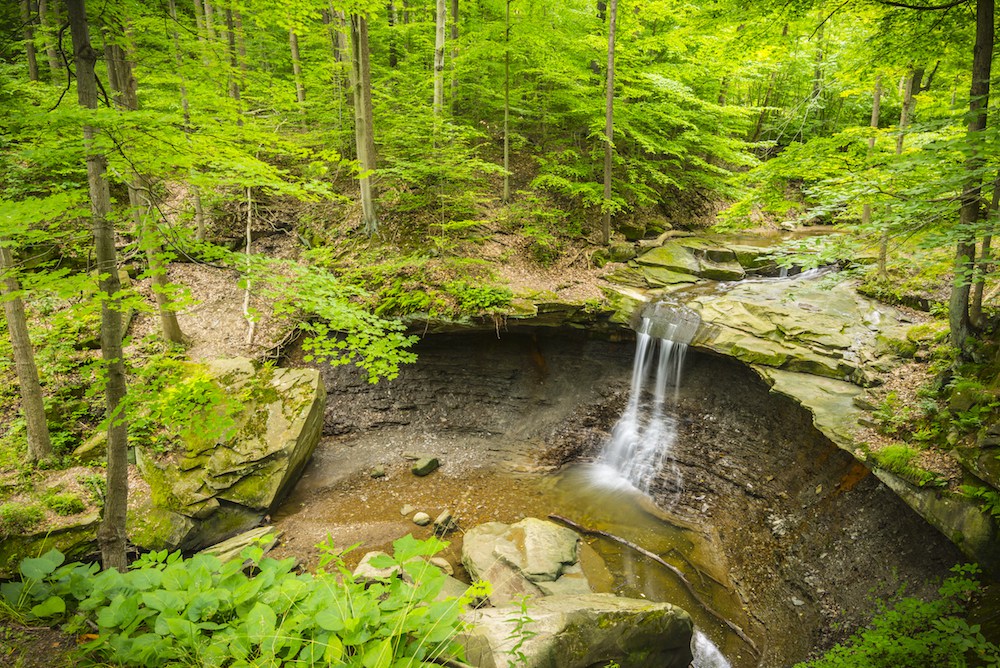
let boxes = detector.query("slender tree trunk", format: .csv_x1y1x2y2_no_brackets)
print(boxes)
192,0,206,34
970,174,997,328
879,69,922,278
863,76,882,229
204,0,217,42
449,0,458,107
104,19,184,345
224,8,241,107
601,0,618,246
433,0,446,116
290,28,306,107
66,0,129,573
387,2,398,69
39,0,61,81
234,10,248,78
350,13,378,234
950,0,994,350
168,0,207,242
502,0,511,203
21,0,40,81
243,187,256,346
0,243,53,463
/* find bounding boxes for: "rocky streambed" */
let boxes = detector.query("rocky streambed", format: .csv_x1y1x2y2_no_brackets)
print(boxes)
274,328,966,667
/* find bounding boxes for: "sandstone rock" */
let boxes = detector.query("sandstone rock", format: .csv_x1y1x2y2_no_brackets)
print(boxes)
434,509,457,535
200,526,281,563
400,504,416,516
413,512,432,526
370,465,386,479
462,518,591,605
430,557,454,575
354,551,399,582
412,457,440,476
0,514,99,579
459,593,694,668
134,358,325,551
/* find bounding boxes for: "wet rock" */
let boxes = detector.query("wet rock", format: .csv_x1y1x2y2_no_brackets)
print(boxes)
462,518,591,605
459,593,694,668
412,457,440,476
434,509,457,535
430,557,454,576
354,551,399,582
413,512,432,526
370,465,386,479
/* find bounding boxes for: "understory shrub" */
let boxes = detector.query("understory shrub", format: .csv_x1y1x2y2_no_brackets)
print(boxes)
0,503,44,538
1,535,483,667
795,565,1000,668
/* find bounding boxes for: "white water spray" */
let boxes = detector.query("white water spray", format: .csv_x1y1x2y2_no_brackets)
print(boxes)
598,303,698,495
692,630,731,668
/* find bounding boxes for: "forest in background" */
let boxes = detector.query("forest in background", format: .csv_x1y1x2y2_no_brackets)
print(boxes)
1,0,1000,666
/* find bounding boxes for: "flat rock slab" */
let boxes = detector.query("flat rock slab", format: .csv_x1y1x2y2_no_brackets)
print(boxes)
463,518,591,605
459,593,694,668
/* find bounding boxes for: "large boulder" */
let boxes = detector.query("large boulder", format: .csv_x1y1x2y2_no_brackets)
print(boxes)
0,514,99,579
635,238,745,282
462,518,592,604
459,593,694,668
132,358,325,550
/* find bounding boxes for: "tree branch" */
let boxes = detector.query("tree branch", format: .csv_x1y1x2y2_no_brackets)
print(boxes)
876,0,968,9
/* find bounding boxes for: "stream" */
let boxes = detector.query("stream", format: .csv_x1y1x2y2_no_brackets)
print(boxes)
274,326,965,667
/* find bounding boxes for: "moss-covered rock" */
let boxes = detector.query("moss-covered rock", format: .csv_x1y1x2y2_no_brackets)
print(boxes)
460,593,694,668
0,514,99,579
134,358,325,551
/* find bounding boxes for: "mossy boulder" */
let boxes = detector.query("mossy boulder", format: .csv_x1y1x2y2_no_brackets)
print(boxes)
134,358,325,550
0,514,99,579
459,593,694,668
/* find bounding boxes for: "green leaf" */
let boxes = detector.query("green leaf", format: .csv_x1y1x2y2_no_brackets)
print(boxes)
362,638,394,668
246,601,277,644
20,549,65,580
29,595,65,618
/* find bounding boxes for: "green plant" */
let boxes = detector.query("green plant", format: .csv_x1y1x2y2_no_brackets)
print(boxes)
445,281,513,315
795,565,1000,668
959,485,1000,520
41,492,84,517
1,535,474,667
76,474,106,507
869,445,945,488
505,595,538,668
0,503,44,538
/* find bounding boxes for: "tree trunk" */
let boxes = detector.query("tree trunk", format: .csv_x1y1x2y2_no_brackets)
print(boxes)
601,0,618,246
66,0,129,573
970,171,998,328
387,2,398,69
105,18,184,345
450,0,458,107
879,68,922,279
204,0,217,42
0,243,53,463
168,0,207,242
21,0,40,81
192,0,206,34
862,76,882,229
502,0,510,203
290,28,306,107
433,0,446,116
224,8,241,108
350,13,378,234
39,0,62,81
950,0,994,350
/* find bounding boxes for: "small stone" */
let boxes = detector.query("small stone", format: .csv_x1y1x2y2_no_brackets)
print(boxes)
792,598,806,607
412,458,440,477
429,557,454,575
370,465,386,479
434,510,457,535
815,485,823,495
400,504,416,516
402,452,425,461
413,512,432,526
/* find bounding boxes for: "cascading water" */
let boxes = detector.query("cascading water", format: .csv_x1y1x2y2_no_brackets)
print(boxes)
598,302,700,496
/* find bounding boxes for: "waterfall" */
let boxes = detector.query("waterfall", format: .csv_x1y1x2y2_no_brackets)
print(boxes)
597,302,699,496
692,630,731,668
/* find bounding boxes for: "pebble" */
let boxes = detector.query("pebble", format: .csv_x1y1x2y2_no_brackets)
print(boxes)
429,557,454,575
413,512,431,526
792,598,805,607
370,465,386,479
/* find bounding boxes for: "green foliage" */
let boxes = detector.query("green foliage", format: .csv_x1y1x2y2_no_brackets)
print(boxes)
76,474,106,507
504,595,538,668
445,282,513,314
868,444,945,489
795,565,1000,668
41,491,85,517
959,485,1000,520
2,536,475,667
0,503,44,538
125,354,240,454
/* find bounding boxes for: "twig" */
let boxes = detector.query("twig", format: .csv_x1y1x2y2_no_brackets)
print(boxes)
548,514,761,658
